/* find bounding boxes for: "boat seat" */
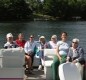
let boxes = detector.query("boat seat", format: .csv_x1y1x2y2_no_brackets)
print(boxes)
0,48,25,68
44,49,56,61
59,62,82,80
44,49,56,80
0,48,25,80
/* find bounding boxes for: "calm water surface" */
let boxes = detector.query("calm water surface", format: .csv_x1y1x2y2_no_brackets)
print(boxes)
0,21,86,52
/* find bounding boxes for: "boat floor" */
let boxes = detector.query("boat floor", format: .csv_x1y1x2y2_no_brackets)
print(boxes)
24,67,86,80
24,68,46,80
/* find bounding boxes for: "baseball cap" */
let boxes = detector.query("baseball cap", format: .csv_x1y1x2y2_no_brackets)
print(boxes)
6,33,13,38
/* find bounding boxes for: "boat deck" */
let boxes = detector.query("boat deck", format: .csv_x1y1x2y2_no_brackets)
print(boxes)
24,67,86,80
24,68,46,80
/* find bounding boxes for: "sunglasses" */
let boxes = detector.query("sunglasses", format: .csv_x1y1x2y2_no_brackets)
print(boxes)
72,42,78,44
52,38,55,39
30,37,34,38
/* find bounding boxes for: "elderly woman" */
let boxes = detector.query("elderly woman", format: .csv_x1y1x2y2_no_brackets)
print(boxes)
24,35,37,74
66,38,85,79
37,36,48,70
47,35,58,49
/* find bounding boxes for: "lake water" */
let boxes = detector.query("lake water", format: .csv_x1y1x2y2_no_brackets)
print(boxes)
0,21,86,52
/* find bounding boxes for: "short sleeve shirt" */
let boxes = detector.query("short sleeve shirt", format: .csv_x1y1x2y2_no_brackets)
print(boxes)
57,41,70,55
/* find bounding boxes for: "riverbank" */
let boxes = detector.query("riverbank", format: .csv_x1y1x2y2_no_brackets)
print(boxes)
0,13,84,22
33,13,58,21
33,13,84,21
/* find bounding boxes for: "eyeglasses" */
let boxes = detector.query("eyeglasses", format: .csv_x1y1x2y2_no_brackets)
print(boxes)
72,42,78,44
52,38,55,39
30,37,34,38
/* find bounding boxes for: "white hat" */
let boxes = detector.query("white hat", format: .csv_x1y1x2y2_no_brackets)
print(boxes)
51,35,57,39
39,36,45,39
6,33,13,38
72,38,79,43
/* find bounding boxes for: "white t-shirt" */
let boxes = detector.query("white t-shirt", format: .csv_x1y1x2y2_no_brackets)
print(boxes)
57,41,70,55
24,41,37,54
49,41,57,49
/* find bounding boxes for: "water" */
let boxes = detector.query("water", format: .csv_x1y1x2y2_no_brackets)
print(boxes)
0,21,86,52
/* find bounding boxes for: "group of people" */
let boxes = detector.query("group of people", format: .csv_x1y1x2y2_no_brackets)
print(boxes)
3,32,85,80
51,32,85,80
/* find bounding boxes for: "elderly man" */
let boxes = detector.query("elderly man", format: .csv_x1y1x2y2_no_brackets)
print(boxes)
4,33,18,49
66,38,85,79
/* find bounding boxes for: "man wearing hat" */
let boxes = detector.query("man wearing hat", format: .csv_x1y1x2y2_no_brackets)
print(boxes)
66,38,85,79
4,33,18,49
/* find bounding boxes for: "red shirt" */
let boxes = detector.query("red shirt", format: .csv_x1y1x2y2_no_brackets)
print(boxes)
16,39,26,48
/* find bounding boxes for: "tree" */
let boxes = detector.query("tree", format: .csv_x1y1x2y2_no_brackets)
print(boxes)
0,0,33,21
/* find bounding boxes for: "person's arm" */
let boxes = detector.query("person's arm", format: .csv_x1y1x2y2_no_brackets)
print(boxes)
24,41,29,54
66,48,71,62
72,47,84,63
56,46,62,61
13,41,19,48
4,46,8,49
46,42,52,49
4,43,8,49
76,47,84,62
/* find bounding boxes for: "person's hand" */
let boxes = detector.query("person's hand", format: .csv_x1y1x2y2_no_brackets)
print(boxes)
66,58,69,63
40,49,43,51
72,60,77,63
66,60,69,63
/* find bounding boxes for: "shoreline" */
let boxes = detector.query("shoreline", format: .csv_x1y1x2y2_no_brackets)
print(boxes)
0,14,85,22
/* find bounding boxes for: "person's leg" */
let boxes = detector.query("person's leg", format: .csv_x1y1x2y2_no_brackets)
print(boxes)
25,55,35,74
38,58,42,70
39,58,42,65
57,55,66,80
38,51,44,70
25,55,32,68
30,53,35,67
51,55,60,80
60,55,67,64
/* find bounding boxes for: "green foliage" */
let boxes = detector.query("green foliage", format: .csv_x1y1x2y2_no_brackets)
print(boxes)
43,0,86,20
1,0,86,20
0,0,33,21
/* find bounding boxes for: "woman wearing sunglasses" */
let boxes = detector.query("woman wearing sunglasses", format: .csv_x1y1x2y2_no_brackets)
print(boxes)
24,35,37,74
